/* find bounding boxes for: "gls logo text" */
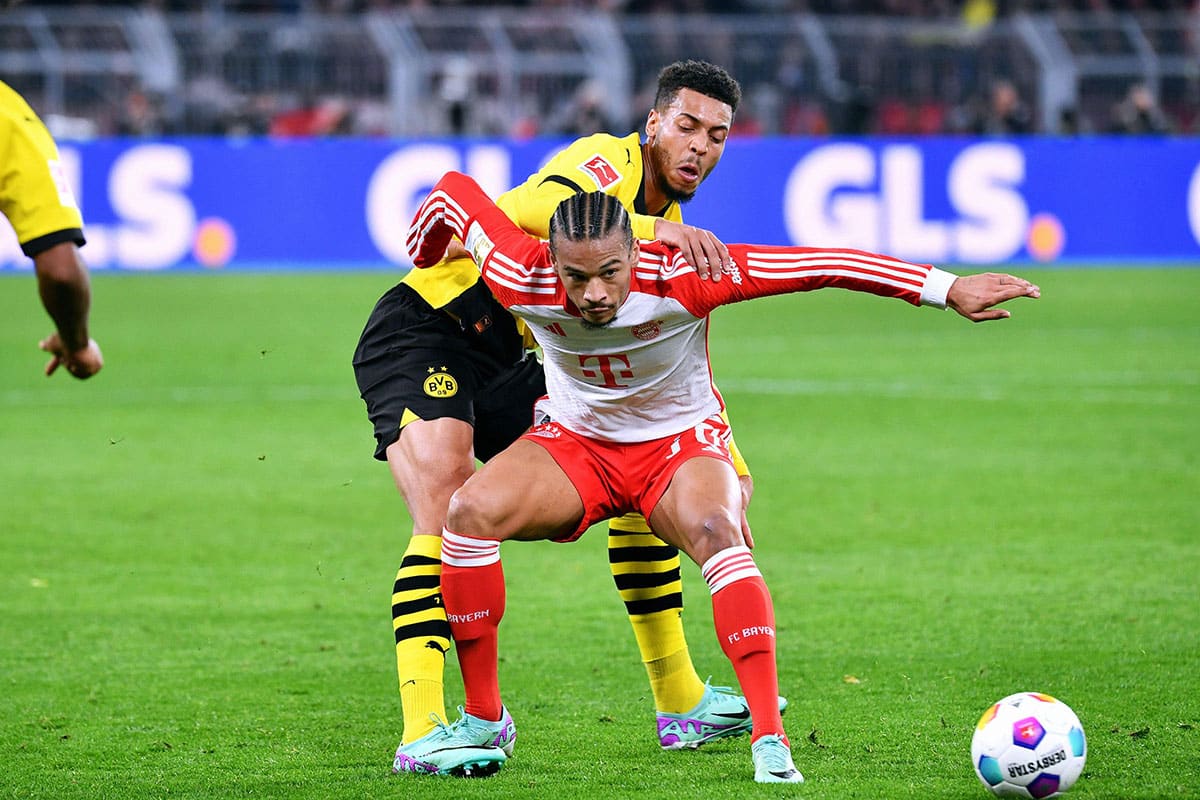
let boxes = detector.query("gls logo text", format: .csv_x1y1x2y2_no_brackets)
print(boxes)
0,144,199,270
785,142,1029,264
366,144,510,265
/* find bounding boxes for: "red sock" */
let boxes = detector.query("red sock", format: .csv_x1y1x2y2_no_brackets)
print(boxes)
703,546,785,742
440,529,505,722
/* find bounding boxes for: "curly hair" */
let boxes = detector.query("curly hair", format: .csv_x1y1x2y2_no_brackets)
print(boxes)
653,60,741,114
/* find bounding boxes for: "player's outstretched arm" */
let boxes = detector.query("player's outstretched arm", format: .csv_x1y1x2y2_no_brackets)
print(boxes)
35,241,103,379
653,218,731,283
946,272,1041,322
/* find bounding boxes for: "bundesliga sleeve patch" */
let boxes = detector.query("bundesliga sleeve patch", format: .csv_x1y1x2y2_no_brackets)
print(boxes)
577,154,622,190
47,159,79,210
465,220,494,266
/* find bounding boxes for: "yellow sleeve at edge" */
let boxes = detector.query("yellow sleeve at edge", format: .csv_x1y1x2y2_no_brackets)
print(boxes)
629,213,661,242
718,409,750,477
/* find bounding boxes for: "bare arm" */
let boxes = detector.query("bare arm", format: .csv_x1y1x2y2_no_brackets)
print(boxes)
34,241,103,379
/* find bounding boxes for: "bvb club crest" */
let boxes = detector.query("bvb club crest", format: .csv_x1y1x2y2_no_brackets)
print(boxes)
423,366,458,398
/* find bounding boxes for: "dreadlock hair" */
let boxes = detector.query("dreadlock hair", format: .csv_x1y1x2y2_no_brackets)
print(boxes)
548,191,633,257
654,60,741,115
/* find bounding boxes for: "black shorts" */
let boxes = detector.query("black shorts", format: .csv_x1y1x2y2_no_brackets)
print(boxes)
352,282,546,463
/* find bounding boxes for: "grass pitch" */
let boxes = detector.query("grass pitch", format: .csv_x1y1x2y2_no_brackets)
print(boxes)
1,267,1196,799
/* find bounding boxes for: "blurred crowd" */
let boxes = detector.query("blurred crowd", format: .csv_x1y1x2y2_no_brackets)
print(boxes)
18,0,1195,11
99,76,1187,141
100,65,1191,141
7,0,1197,138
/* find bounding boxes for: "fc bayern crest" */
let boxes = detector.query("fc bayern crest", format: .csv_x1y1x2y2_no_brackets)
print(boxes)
632,320,662,341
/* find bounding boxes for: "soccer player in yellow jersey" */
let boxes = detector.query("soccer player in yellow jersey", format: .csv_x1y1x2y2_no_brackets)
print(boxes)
0,81,103,380
353,61,773,775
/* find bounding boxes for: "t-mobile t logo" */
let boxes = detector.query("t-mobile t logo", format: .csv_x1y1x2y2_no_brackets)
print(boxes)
578,353,633,388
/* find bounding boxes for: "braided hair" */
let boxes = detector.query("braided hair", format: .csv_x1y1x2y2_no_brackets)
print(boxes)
548,191,633,256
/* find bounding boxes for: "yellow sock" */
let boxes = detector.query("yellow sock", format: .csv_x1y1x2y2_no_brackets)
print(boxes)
393,534,451,743
608,514,705,714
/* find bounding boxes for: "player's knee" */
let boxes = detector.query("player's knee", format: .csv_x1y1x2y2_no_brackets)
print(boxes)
445,484,500,537
429,462,477,499
387,444,475,533
393,439,474,483
687,512,742,562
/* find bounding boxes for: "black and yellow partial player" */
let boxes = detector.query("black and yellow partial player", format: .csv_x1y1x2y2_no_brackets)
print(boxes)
0,80,103,379
353,60,783,777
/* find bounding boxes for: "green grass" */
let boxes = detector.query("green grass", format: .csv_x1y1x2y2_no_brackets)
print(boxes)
1,267,1197,799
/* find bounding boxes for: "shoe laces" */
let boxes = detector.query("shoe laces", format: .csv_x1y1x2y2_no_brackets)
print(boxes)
702,676,736,695
448,705,501,738
422,712,455,741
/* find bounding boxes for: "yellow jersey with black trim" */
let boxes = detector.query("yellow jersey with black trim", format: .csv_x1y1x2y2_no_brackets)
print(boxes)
0,81,85,258
401,131,682,310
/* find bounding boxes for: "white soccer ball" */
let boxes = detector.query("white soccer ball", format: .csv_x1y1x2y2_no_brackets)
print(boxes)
970,692,1087,798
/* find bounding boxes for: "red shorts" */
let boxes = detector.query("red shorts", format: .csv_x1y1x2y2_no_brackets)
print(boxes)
521,413,734,542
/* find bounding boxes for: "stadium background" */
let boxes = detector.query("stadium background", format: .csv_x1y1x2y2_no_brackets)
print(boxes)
1,1,1198,270
2,4,1198,799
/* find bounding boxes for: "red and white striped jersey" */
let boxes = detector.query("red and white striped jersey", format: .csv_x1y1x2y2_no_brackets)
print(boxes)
409,172,956,443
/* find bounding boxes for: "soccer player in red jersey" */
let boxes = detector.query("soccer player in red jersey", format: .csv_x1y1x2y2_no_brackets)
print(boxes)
360,61,781,777
404,171,1039,783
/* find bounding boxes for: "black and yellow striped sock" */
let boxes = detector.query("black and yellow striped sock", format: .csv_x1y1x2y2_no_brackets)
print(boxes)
392,534,451,744
608,514,706,714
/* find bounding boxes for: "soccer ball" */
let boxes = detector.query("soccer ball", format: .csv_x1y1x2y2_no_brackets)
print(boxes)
970,692,1087,798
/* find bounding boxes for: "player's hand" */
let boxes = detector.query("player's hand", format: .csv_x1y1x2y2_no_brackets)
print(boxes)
40,333,104,379
947,273,1041,322
739,474,755,549
444,240,470,261
654,219,731,282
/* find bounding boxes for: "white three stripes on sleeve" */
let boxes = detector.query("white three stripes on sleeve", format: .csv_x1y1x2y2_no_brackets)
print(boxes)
744,250,926,291
634,252,695,281
486,249,558,295
405,191,470,261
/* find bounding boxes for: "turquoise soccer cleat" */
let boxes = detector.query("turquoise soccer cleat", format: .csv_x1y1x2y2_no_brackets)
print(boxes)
657,679,789,750
752,734,805,784
392,707,515,777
